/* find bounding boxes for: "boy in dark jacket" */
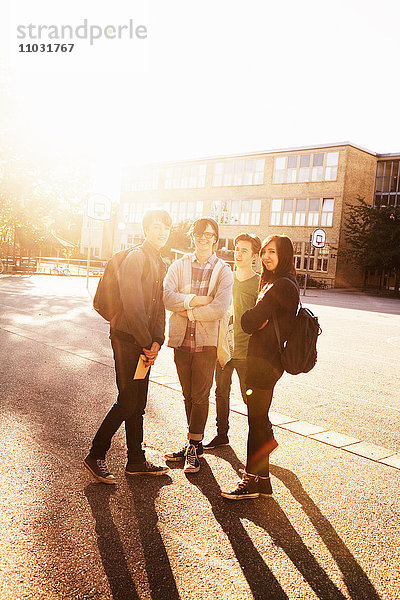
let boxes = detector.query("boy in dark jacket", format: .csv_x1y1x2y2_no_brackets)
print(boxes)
84,209,172,484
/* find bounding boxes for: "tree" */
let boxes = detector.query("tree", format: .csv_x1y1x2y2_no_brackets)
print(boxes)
162,219,193,260
343,196,400,291
0,156,93,260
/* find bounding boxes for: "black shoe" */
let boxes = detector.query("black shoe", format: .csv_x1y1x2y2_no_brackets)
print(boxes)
165,443,203,462
83,454,116,485
203,434,229,449
258,475,273,497
125,460,169,476
183,444,200,473
221,470,259,500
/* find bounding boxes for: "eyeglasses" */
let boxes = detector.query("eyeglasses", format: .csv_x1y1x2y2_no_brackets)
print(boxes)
194,232,215,240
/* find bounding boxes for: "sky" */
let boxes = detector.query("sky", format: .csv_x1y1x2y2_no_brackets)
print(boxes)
1,0,400,199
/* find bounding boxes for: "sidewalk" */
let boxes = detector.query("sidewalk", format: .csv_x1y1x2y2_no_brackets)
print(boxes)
1,329,399,599
1,275,400,599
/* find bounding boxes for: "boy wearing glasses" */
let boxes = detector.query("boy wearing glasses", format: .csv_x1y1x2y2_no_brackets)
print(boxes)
163,217,233,473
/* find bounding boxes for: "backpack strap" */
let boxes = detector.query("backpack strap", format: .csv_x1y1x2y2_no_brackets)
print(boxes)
280,276,301,307
272,277,300,353
272,313,283,354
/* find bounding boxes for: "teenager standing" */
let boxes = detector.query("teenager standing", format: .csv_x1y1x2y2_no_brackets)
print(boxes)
163,217,233,473
222,235,299,499
84,209,172,484
204,233,261,449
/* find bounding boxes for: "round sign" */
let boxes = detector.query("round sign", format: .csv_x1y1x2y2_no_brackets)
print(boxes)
311,228,326,248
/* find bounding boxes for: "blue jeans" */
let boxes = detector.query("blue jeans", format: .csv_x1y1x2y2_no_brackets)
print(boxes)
214,358,248,436
90,333,149,462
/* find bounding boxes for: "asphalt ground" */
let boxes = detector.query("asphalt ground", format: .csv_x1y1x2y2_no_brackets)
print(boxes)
1,275,400,599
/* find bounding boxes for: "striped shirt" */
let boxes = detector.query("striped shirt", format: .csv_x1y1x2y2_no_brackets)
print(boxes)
181,253,218,352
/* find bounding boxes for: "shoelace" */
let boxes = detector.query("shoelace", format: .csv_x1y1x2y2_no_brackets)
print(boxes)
237,470,259,490
97,459,109,475
186,446,197,466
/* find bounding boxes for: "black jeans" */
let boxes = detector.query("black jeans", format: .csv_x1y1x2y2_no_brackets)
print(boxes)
90,333,149,463
246,387,275,477
214,358,247,436
174,347,217,442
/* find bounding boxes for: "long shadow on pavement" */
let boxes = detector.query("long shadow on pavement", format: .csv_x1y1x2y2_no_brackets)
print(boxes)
269,463,382,600
85,476,180,600
125,474,181,600
189,458,288,600
84,483,140,600
204,446,382,600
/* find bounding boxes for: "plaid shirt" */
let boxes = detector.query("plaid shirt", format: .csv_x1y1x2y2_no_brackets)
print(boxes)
181,253,218,352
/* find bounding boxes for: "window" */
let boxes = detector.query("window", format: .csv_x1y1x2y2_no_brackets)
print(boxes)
270,199,282,225
293,241,304,270
273,156,286,184
308,198,320,226
212,199,262,225
293,243,330,272
316,246,329,272
321,198,334,226
165,164,206,189
374,159,400,208
125,168,159,191
283,199,294,225
270,197,335,227
273,150,339,183
325,152,339,181
311,154,324,181
213,158,265,186
298,154,310,182
250,200,262,224
122,200,177,224
295,198,307,225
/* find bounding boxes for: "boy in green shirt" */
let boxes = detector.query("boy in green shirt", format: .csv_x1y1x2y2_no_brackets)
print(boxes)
204,233,261,448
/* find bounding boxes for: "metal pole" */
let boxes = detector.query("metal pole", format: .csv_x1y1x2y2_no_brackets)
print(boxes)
86,218,91,291
303,237,311,296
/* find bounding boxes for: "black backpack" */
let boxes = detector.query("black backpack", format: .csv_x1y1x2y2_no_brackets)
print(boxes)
272,279,322,375
93,247,146,322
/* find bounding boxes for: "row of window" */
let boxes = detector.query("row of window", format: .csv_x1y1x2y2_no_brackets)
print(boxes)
122,200,204,224
273,151,339,184
211,199,262,225
124,168,159,191
123,151,342,191
165,165,207,189
121,197,335,227
213,159,265,187
270,198,334,227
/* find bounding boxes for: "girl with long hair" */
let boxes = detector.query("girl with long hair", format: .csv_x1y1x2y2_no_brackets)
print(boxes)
222,235,299,500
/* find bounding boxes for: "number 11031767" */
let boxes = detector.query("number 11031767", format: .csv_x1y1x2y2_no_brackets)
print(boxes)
18,44,75,52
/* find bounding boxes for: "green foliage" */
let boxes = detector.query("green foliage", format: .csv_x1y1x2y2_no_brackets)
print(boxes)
343,196,400,272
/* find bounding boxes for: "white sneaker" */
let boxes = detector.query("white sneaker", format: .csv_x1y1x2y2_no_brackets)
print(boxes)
183,444,200,473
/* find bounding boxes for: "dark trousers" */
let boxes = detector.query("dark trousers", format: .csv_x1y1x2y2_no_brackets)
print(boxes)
246,387,275,477
90,334,149,462
214,358,247,436
174,347,217,442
